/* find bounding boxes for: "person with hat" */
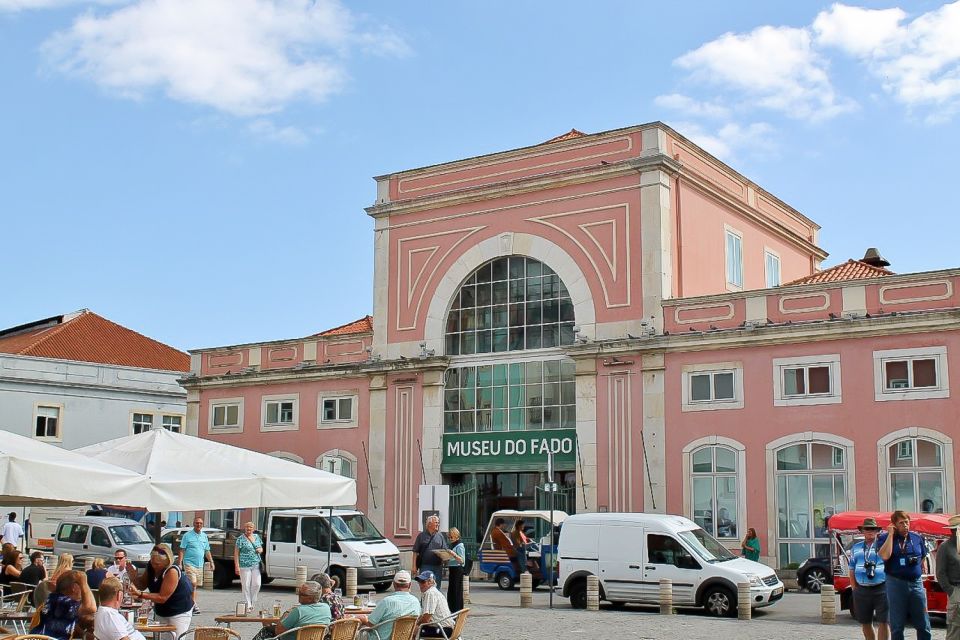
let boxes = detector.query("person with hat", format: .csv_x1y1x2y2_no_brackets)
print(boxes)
936,515,960,640
878,510,931,640
357,570,421,640
848,517,889,640
414,570,453,638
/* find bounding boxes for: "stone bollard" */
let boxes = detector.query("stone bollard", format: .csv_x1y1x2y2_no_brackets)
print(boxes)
659,578,674,615
737,582,751,620
820,584,837,624
83,557,94,571
586,575,600,611
202,564,214,590
346,567,357,598
519,572,533,608
295,566,308,588
463,575,471,605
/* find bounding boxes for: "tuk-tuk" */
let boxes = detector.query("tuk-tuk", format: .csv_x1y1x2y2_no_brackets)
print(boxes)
829,510,951,617
477,509,567,590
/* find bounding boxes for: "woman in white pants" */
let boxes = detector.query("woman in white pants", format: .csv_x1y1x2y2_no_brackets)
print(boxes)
234,521,263,611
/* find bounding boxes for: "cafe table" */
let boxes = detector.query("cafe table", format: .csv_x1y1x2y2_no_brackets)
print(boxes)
0,611,32,634
343,606,374,617
135,622,177,640
214,614,280,628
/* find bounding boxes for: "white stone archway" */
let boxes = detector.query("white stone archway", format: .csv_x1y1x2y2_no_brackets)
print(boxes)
877,427,955,514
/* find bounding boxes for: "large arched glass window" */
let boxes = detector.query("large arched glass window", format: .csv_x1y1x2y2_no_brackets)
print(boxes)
691,445,738,540
445,256,575,356
888,437,944,513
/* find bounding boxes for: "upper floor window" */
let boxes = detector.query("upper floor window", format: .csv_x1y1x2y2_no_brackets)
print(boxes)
725,229,743,289
773,355,841,406
35,405,61,440
681,363,744,412
262,395,298,431
874,346,949,401
132,413,153,434
765,250,781,287
161,415,183,433
445,256,575,356
210,399,243,433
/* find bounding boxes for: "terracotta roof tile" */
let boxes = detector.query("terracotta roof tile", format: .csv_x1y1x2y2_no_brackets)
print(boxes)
317,315,373,337
786,259,894,286
0,310,189,371
542,129,587,144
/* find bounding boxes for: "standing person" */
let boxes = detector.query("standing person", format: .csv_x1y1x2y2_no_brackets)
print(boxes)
936,515,960,640
445,527,465,613
849,517,889,640
94,577,147,640
741,528,761,561
878,510,931,640
234,521,263,611
1,512,24,549
510,520,530,574
356,571,420,640
415,571,453,638
19,551,47,586
412,515,447,589
86,557,108,589
127,544,194,640
177,517,213,614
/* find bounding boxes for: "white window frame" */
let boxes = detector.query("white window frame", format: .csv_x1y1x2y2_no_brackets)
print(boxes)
131,412,154,435
317,449,358,479
878,428,956,514
725,226,743,290
681,362,744,412
261,394,299,431
772,354,842,407
681,437,747,552
873,346,949,401
209,398,244,434
318,393,359,429
765,248,781,288
161,414,183,433
33,403,63,442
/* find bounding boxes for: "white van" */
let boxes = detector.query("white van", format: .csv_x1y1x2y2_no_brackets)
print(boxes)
264,509,400,592
53,516,155,567
558,513,784,616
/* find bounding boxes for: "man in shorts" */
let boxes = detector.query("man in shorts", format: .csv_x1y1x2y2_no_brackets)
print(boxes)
849,516,889,640
176,517,212,614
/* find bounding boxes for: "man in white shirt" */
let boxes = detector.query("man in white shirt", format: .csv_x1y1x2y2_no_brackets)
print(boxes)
94,577,146,640
106,549,132,582
414,570,453,638
1,512,24,549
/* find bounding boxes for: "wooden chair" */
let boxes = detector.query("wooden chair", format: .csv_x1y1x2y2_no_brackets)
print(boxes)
416,609,470,640
273,625,328,640
360,615,418,640
328,618,360,640
177,628,242,640
13,635,59,640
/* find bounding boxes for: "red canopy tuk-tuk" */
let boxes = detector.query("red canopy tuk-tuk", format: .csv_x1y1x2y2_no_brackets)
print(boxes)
829,511,951,617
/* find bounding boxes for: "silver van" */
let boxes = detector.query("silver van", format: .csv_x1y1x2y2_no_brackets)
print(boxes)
53,516,155,567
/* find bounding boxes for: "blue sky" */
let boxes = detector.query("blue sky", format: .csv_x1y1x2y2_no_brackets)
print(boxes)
2,0,959,352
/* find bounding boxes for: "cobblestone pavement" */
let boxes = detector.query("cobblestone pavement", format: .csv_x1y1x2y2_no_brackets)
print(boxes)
186,580,947,640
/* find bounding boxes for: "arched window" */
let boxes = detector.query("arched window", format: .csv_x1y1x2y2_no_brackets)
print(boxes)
444,256,575,356
317,449,356,479
268,451,304,464
887,437,945,513
690,445,739,540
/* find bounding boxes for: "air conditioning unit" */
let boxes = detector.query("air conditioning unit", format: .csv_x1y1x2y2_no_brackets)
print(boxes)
889,379,910,389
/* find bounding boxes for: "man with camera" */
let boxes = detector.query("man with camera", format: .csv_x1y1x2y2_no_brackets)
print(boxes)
935,515,960,640
849,517,889,640
879,510,931,640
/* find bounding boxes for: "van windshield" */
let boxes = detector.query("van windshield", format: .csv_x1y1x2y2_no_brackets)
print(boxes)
330,514,385,542
678,528,737,563
110,525,152,545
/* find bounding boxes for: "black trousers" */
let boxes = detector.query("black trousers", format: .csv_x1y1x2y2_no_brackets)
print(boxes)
446,565,464,612
420,625,451,638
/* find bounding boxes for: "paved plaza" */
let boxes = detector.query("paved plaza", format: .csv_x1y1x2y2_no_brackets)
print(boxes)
187,579,949,639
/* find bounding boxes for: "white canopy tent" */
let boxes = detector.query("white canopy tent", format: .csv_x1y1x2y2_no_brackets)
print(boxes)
0,430,148,506
75,429,357,511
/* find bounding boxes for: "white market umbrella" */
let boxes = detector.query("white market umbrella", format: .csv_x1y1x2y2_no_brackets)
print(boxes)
75,429,356,511
0,430,148,506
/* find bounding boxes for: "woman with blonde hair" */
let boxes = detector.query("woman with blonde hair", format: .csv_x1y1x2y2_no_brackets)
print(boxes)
128,543,194,640
86,557,107,589
234,521,263,611
446,527,466,612
51,553,74,582
34,553,74,607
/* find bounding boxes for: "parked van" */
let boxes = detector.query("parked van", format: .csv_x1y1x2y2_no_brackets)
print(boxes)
558,513,784,616
53,516,155,567
30,505,148,551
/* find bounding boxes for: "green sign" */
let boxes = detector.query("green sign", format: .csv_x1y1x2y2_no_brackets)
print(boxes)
441,429,577,473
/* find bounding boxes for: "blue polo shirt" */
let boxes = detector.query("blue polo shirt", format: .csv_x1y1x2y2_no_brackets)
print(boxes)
878,531,927,580
849,540,886,586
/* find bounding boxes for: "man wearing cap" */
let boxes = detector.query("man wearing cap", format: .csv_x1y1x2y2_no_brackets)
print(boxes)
936,515,960,640
849,517,889,640
879,510,931,640
414,570,452,638
357,570,420,640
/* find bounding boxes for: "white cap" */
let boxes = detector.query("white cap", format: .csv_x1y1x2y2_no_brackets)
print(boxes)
394,570,412,585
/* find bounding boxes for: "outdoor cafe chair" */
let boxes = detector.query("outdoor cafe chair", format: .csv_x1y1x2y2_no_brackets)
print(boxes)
273,625,328,640
13,635,58,640
328,619,360,640
416,609,470,640
359,615,418,640
177,627,242,640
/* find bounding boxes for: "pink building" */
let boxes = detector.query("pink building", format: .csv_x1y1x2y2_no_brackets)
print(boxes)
181,123,959,569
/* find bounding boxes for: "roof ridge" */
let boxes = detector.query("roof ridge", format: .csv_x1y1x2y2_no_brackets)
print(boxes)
316,314,374,337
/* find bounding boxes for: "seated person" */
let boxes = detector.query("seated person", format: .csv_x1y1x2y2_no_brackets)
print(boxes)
254,581,331,640
414,571,452,638
19,552,48,586
357,571,421,640
491,519,514,556
106,549,132,582
94,577,146,640
30,570,97,640
87,557,108,589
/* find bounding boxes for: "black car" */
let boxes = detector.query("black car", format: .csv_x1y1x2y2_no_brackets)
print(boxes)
797,556,833,592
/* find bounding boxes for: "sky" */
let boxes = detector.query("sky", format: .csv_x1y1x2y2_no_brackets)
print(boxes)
2,0,960,352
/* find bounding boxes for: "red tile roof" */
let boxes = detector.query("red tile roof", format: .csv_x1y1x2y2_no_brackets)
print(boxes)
786,259,894,286
543,129,587,144
317,315,374,337
0,310,190,372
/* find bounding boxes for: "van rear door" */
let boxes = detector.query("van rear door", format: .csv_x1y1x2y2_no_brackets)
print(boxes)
267,515,298,578
597,525,645,602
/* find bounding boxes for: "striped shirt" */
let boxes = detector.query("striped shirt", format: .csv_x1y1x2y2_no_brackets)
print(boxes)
367,591,421,640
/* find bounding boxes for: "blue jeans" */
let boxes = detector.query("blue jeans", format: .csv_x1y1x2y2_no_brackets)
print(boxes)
886,576,931,640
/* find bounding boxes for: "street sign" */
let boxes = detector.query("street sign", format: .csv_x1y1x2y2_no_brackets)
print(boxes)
543,482,558,492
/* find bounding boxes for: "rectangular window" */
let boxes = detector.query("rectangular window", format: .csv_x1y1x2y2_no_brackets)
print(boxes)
212,404,240,428
725,229,743,289
266,401,294,424
161,415,182,433
874,347,949,401
773,355,842,406
132,413,153,434
35,405,60,439
682,363,743,412
783,365,831,396
262,395,298,430
765,250,781,287
689,371,735,403
322,397,354,422
884,358,937,390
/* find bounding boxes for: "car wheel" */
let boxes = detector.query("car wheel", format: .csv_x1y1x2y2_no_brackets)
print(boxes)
703,586,736,617
568,580,587,609
803,567,828,593
329,567,347,592
496,571,515,590
373,582,392,593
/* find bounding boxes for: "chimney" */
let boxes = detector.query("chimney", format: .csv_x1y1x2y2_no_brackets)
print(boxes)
861,247,891,268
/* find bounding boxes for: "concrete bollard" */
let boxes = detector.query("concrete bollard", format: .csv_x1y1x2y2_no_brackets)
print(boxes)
586,575,600,611
659,578,674,615
83,557,94,571
519,572,533,608
820,584,837,624
737,582,751,620
346,567,357,597
463,575,471,605
202,564,214,590
295,566,307,588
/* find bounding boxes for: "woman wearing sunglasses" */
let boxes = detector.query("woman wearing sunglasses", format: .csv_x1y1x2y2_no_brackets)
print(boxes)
127,544,194,640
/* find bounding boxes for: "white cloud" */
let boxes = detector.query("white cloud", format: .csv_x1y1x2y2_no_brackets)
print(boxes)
674,25,856,122
812,4,905,57
0,0,120,11
42,0,407,117
247,119,308,145
654,93,731,120
670,120,775,162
